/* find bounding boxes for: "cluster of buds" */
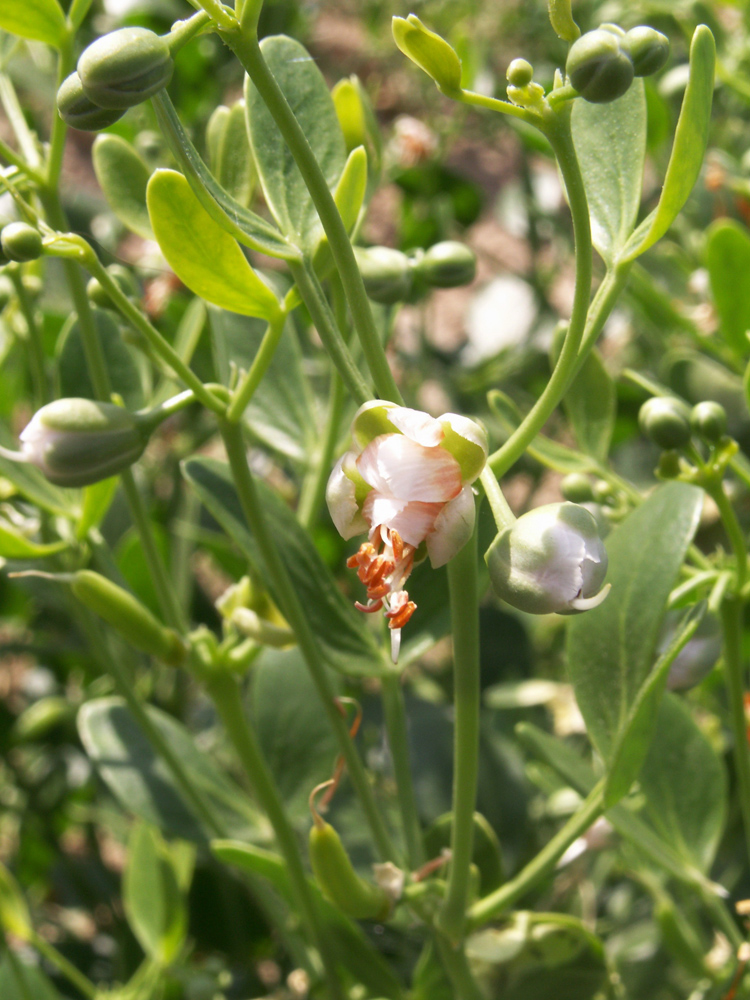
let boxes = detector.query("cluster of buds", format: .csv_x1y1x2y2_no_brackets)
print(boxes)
326,402,488,660
58,27,174,132
566,23,669,104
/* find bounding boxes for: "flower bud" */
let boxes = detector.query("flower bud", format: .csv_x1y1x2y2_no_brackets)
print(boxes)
1,223,42,263
78,27,174,111
624,26,670,77
309,819,392,920
392,15,463,95
507,58,534,87
414,241,476,288
19,398,150,487
11,696,72,743
486,502,609,615
560,473,595,504
638,397,691,450
690,400,727,443
355,246,412,304
86,264,138,309
72,570,187,664
566,28,634,103
57,72,126,131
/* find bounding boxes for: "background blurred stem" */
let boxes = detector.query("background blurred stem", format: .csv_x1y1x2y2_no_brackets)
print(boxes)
9,268,48,406
381,672,424,870
720,598,750,867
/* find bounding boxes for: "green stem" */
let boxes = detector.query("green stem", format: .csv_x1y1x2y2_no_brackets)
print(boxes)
206,672,344,1000
223,30,402,404
31,933,97,1000
720,598,750,867
226,313,286,422
9,267,48,406
479,466,515,533
166,10,212,53
574,262,630,375
193,0,236,29
467,779,605,929
381,673,425,870
0,135,44,184
219,419,397,863
298,369,345,529
457,87,544,128
0,74,41,168
438,524,480,942
710,482,748,589
489,105,592,478
434,932,485,1000
46,36,74,190
289,259,371,406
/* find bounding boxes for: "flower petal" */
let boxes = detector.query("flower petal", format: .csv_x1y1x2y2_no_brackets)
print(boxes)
326,455,369,539
357,434,462,502
425,484,476,567
363,492,443,546
385,406,444,447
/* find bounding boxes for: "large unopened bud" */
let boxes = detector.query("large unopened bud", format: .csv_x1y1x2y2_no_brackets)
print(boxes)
566,28,634,103
57,72,126,131
19,398,150,487
486,502,609,614
78,27,174,110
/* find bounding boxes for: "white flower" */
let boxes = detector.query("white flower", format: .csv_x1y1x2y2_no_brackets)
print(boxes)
326,401,488,660
486,502,610,615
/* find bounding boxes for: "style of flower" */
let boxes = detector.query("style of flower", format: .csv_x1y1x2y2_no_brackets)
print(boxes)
326,401,488,660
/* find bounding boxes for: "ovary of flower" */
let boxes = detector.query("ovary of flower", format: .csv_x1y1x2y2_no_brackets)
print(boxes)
327,402,488,662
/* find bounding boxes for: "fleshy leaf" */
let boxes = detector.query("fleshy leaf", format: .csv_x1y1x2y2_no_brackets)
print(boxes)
147,169,281,321
0,0,66,47
93,134,153,240
705,219,750,355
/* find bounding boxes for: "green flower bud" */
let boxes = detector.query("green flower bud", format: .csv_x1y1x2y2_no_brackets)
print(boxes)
690,400,727,443
486,502,609,615
415,241,476,288
11,696,72,743
72,570,187,664
87,265,137,309
638,397,691,450
392,15,462,95
309,819,392,920
19,398,150,487
624,26,670,77
1,223,42,263
56,71,126,131
507,58,534,87
355,246,412,304
566,28,634,103
560,473,595,504
78,27,174,111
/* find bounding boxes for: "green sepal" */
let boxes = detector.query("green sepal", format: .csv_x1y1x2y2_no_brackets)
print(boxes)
439,417,487,483
351,400,397,449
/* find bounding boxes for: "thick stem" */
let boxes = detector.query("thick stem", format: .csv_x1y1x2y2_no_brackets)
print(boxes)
207,672,343,1000
479,466,515,533
381,673,425,870
46,37,74,190
720,598,750,867
438,524,480,942
489,106,592,478
223,31,402,404
710,483,748,590
434,932,486,1000
219,419,397,862
468,779,605,929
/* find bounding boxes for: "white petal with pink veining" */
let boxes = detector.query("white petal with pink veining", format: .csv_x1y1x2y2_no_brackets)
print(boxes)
425,484,476,567
325,455,369,539
386,406,445,447
356,434,462,503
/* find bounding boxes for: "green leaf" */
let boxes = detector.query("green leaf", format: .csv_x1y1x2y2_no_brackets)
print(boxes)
206,101,256,208
123,822,187,966
0,0,66,47
245,35,347,247
0,451,77,517
639,693,726,872
705,219,750,355
212,840,405,1000
77,477,118,540
515,722,722,891
147,169,281,321
621,25,715,262
57,310,144,409
251,648,339,818
0,523,67,559
209,307,316,462
0,955,61,1000
182,457,386,677
78,696,262,843
0,862,32,940
571,79,646,266
567,483,703,806
151,92,294,261
93,134,153,240
548,0,580,41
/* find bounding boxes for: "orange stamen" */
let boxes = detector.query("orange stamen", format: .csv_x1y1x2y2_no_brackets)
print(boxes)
386,601,417,629
355,599,383,613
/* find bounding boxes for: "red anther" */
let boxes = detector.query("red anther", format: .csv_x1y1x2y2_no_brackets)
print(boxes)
367,556,395,588
386,600,417,629
366,582,390,600
346,554,360,569
391,530,404,562
355,599,383,613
